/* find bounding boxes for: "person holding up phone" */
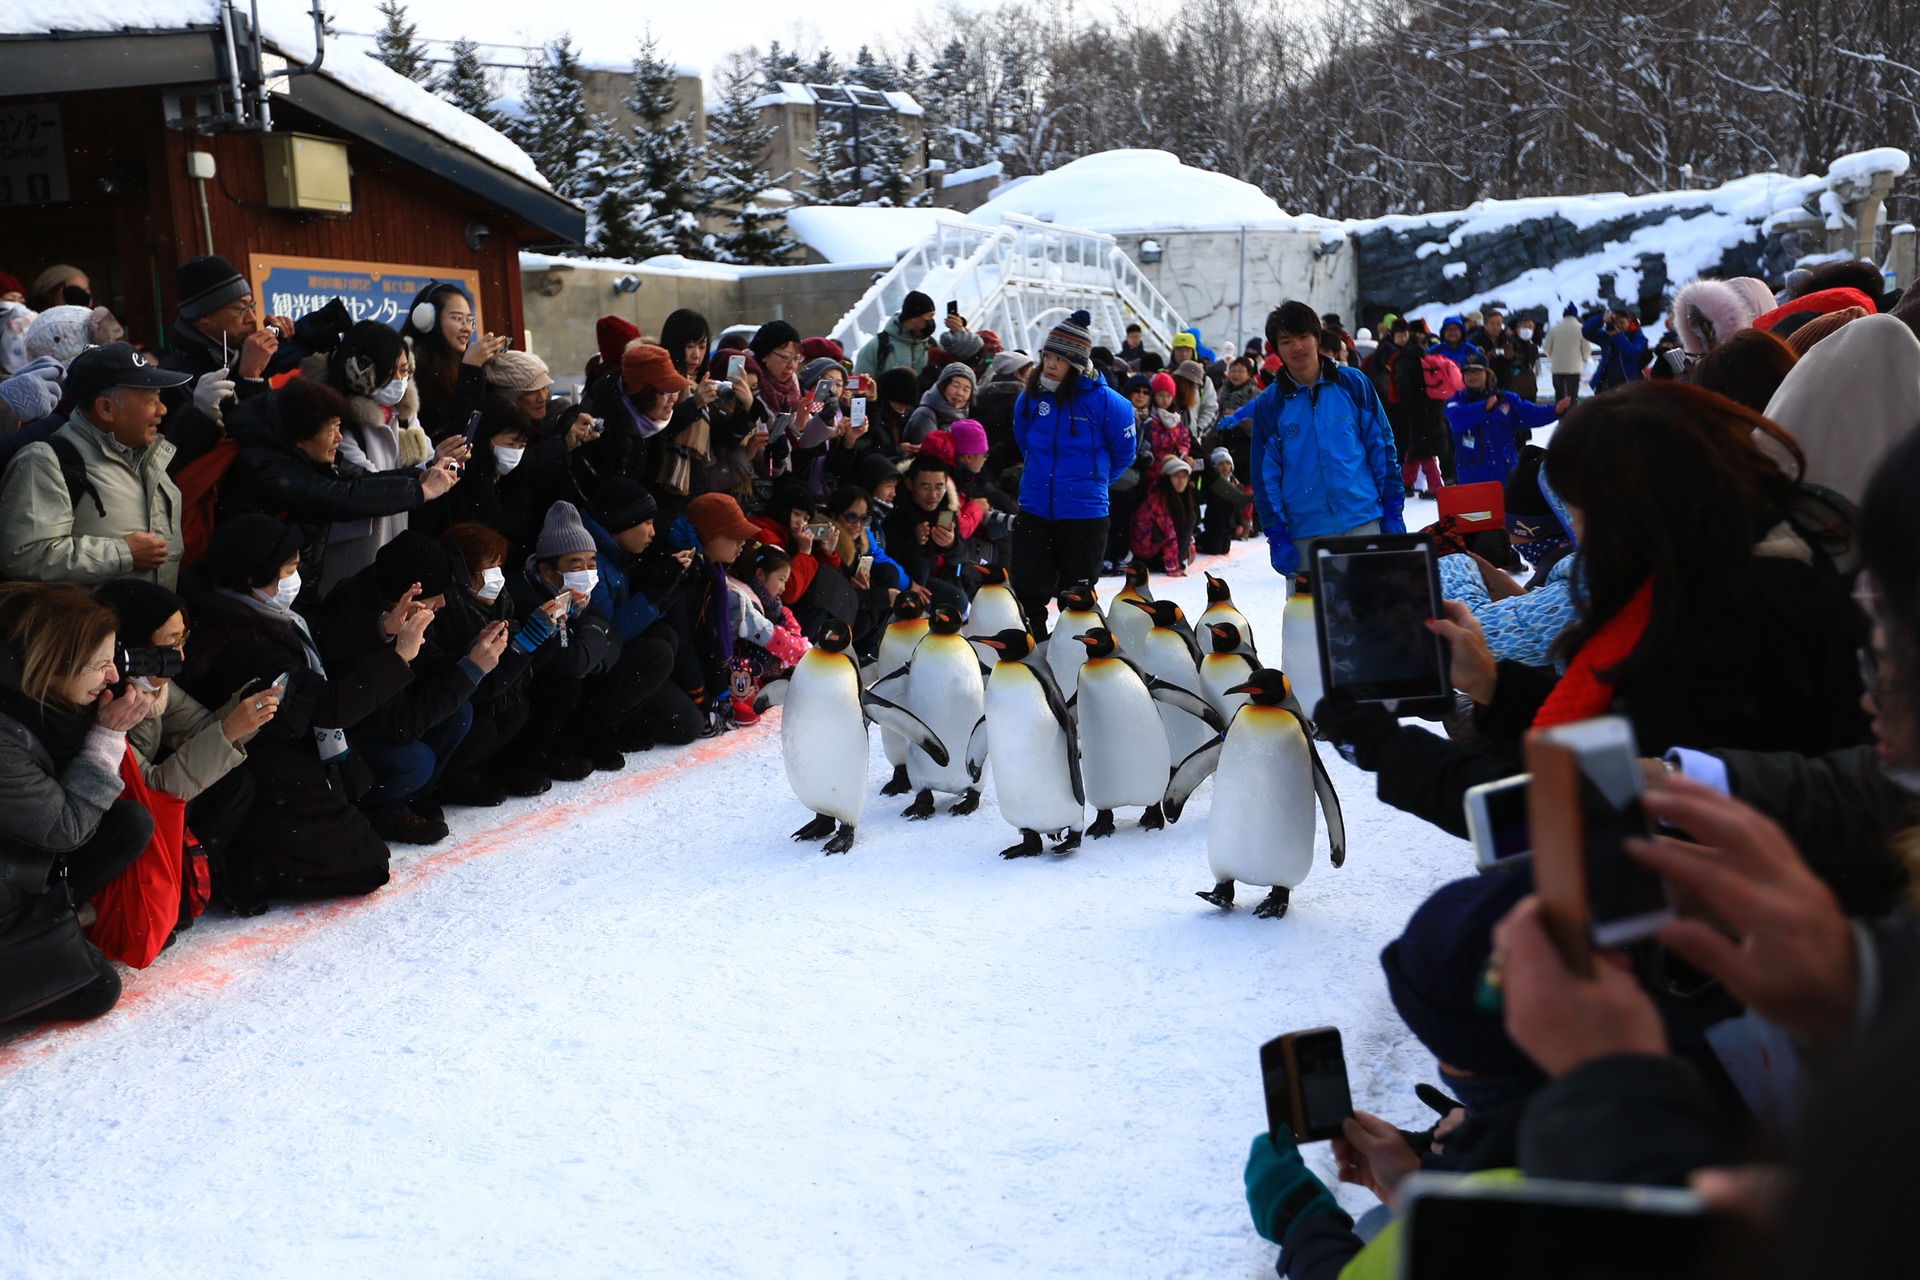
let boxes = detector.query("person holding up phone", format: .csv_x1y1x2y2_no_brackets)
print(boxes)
1214,301,1403,588
1313,383,1869,843
403,282,498,443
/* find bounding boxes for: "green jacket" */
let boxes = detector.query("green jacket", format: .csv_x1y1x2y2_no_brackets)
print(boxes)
0,414,182,588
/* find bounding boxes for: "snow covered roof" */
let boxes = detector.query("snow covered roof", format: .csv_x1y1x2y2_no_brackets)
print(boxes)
747,82,923,116
0,0,549,192
941,159,1004,190
784,206,958,265
967,150,1337,234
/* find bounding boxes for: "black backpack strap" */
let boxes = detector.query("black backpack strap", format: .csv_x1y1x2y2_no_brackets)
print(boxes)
46,436,106,520
875,329,892,371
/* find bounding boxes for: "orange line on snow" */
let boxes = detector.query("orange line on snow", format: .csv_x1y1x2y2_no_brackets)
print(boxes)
0,724,767,1076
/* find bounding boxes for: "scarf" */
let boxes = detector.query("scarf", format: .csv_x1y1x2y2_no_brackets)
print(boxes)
0,681,93,769
1531,579,1654,728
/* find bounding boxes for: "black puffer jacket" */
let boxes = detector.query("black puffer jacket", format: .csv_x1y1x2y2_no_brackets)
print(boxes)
308,566,481,744
177,582,410,882
217,394,429,594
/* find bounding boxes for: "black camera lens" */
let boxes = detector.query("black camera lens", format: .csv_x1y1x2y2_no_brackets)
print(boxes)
118,645,184,680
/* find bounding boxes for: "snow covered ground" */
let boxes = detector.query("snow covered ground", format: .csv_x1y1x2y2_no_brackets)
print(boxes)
0,507,1478,1278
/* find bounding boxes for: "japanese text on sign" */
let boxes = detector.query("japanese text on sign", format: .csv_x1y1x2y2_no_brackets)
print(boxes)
248,254,483,333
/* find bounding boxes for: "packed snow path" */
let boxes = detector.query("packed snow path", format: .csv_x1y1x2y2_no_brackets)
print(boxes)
1,515,1478,1277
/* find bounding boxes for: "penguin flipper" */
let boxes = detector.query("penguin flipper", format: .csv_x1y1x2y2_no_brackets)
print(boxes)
862,689,950,768
1296,715,1348,867
965,715,989,784
752,671,792,714
1164,738,1224,823
1146,678,1227,734
869,664,911,703
1034,668,1084,805
857,660,876,688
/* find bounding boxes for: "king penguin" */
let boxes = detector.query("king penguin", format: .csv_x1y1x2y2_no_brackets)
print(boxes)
1046,582,1107,701
1108,562,1155,658
1280,575,1325,724
871,594,932,796
1197,573,1256,655
972,629,1084,858
965,565,1027,667
755,620,949,853
1124,597,1215,766
1166,669,1346,917
1199,622,1259,723
1074,629,1223,838
899,604,987,819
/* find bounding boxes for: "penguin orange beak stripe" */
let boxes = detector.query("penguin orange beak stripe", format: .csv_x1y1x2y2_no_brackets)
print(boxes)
1075,634,1101,648
1225,682,1262,696
1123,597,1155,611
979,638,1005,650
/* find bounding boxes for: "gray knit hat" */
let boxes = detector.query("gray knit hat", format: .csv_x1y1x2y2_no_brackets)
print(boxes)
1041,309,1094,376
534,501,595,559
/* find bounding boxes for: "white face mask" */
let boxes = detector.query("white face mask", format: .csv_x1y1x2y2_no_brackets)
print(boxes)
260,569,301,613
475,565,506,602
561,568,599,597
372,377,409,407
1040,375,1061,393
130,675,160,694
1517,326,1535,340
493,444,524,475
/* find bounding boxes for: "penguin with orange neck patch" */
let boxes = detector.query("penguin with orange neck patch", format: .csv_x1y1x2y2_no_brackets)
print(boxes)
1073,628,1223,838
973,629,1083,858
899,604,986,819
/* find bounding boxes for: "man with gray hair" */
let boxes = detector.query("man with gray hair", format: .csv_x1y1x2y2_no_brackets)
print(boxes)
0,342,190,587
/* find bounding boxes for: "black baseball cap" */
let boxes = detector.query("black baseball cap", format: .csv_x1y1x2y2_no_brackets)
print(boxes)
1462,353,1492,371
67,342,191,407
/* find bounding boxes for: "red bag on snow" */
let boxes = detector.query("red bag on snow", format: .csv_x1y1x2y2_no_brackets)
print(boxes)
87,746,188,969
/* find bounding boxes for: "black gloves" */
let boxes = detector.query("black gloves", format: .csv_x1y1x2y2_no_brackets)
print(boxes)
1312,688,1398,772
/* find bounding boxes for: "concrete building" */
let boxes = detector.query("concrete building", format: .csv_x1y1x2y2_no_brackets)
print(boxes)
752,83,927,204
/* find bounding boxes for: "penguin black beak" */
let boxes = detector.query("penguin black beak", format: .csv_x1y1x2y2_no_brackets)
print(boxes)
1209,624,1231,639
1123,597,1155,612
1075,634,1101,648
979,638,1005,650
1225,682,1262,696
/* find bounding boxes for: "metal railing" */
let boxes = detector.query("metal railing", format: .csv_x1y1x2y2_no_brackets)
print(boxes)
828,214,1188,363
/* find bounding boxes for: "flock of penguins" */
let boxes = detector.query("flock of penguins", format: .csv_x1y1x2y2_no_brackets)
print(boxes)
755,566,1346,919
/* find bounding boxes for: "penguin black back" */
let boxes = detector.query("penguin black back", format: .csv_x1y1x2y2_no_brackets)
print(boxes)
928,605,965,635
1228,669,1292,705
1208,622,1243,653
1075,628,1120,659
1204,572,1232,604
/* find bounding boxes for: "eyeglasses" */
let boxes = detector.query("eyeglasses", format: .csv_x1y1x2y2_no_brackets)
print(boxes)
1860,646,1882,698
836,510,868,525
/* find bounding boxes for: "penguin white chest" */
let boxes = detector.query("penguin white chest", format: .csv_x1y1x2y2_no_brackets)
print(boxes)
1281,594,1323,718
1140,630,1213,763
1200,654,1255,722
1199,603,1254,651
985,667,1082,832
1207,707,1317,888
1047,608,1103,692
907,637,984,793
1076,660,1171,809
966,587,1025,662
782,653,871,826
875,622,928,766
1109,599,1152,657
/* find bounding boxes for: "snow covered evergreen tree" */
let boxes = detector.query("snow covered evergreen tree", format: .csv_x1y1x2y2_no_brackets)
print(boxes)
757,41,806,88
588,33,709,261
703,53,800,266
434,38,499,129
857,109,931,208
372,0,432,84
506,36,591,203
802,120,859,208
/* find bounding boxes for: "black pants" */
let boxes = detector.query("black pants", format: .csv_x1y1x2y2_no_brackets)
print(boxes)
66,800,155,904
520,662,585,763
1552,373,1582,402
571,628,675,742
185,766,257,919
441,697,533,785
1011,511,1109,639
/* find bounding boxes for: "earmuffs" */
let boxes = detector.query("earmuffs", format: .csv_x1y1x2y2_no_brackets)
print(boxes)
409,282,461,335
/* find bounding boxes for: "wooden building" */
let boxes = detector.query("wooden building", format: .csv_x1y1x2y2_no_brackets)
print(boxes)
0,4,583,350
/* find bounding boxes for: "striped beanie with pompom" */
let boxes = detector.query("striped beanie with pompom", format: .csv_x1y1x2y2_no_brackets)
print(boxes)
1041,309,1094,376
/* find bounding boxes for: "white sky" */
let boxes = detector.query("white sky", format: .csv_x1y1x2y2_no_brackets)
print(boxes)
325,0,984,84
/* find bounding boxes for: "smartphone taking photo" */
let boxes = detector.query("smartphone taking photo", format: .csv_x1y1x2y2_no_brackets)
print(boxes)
1259,1027,1353,1144
1465,773,1531,870
726,354,746,381
1312,533,1451,717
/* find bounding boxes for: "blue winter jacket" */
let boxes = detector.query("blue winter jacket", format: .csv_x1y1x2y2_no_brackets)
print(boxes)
1431,318,1482,369
1581,313,1648,390
582,511,663,643
1219,358,1404,575
1444,390,1559,486
1012,373,1138,521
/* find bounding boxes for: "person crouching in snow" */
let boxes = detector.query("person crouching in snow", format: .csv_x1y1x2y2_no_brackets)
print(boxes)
728,546,808,703
1196,448,1253,555
1131,454,1198,574
1445,354,1569,486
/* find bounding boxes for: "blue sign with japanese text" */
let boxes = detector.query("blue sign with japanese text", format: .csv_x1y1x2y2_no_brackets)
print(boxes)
246,254,483,332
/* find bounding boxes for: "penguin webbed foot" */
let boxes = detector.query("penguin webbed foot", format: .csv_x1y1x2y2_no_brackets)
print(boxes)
1139,803,1166,832
1196,880,1235,910
792,814,837,842
1000,830,1045,859
902,789,937,821
948,788,981,816
1051,829,1082,855
1087,810,1117,839
1253,886,1291,919
880,764,913,796
823,823,856,855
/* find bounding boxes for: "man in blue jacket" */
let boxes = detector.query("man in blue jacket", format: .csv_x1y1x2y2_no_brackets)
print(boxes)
1219,301,1403,585
1009,309,1137,636
1430,315,1481,369
1444,354,1569,486
1582,307,1649,392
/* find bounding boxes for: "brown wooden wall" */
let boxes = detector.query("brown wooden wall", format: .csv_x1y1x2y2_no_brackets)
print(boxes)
0,86,536,351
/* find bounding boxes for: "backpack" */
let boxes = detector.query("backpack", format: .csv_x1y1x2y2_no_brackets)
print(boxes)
44,435,106,520
173,436,242,568
1420,354,1465,400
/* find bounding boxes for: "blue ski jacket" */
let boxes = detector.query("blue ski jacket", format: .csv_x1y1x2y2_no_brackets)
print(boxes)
1012,373,1138,521
1444,390,1559,486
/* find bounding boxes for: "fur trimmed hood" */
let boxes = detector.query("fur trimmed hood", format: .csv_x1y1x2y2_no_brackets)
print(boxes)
344,379,431,467
1669,278,1766,357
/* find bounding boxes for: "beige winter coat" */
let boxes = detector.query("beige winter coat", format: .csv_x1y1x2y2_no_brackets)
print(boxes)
1542,316,1590,376
126,681,252,802
0,412,182,588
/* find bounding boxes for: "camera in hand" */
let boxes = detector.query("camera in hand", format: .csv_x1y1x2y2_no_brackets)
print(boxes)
118,644,184,681
1260,1027,1353,1144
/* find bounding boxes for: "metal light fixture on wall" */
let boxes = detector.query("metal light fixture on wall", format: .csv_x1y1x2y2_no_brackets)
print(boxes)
464,220,491,252
1138,239,1163,264
613,274,642,295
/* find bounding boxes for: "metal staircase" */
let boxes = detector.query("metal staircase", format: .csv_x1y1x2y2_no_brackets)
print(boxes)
828,214,1188,364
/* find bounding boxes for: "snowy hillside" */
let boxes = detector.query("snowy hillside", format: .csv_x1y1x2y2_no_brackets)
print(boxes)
0,517,1483,1277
